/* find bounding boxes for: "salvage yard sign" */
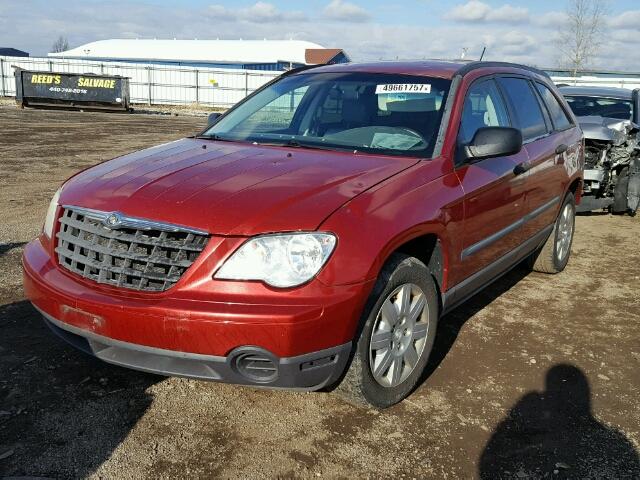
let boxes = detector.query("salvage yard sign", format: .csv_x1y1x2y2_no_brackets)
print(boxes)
14,68,130,111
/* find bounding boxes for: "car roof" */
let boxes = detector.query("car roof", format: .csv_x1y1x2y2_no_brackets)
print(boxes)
294,60,547,80
301,60,466,79
558,85,634,100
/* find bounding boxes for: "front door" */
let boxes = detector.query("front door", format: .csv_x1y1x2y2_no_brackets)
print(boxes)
454,78,528,283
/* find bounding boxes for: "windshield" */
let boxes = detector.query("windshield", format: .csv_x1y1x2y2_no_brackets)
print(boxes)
563,95,633,121
203,72,451,158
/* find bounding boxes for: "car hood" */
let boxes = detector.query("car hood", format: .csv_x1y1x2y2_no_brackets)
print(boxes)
578,115,639,142
60,138,418,235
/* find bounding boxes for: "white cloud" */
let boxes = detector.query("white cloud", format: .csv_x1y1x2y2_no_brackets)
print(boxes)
447,0,490,22
531,11,568,29
208,2,306,23
245,2,306,22
322,0,371,23
489,4,529,23
493,31,537,56
208,5,234,19
447,1,529,24
608,10,640,30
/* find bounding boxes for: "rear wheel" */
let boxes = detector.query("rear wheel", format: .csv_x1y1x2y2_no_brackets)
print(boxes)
530,193,576,274
336,254,438,408
613,167,630,214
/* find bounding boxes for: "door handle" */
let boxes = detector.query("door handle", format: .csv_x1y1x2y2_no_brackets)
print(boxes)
555,144,568,154
514,161,532,176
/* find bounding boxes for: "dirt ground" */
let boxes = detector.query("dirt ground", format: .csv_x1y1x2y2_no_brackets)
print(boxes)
0,103,638,480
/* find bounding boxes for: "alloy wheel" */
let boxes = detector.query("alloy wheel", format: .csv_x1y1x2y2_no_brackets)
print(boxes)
369,283,430,388
555,202,575,263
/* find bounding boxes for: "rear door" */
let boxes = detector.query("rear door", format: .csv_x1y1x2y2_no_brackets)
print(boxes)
497,77,578,239
454,78,528,281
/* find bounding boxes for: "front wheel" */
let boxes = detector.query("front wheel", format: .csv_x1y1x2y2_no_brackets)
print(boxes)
336,254,438,408
530,193,576,274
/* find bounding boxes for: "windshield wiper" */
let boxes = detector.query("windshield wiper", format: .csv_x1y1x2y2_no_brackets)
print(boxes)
195,133,234,142
254,138,354,152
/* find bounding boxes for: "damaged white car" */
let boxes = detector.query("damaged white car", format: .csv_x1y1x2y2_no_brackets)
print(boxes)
560,86,639,216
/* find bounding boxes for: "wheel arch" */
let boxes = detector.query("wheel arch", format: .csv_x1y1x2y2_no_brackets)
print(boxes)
567,177,582,203
373,229,450,300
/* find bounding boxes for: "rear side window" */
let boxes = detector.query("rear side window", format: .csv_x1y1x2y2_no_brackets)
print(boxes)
497,77,548,141
535,83,572,130
459,79,511,144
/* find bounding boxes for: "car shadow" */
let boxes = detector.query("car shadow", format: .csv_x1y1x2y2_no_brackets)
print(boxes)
0,300,162,478
478,364,640,478
0,242,27,257
420,262,531,381
576,210,610,216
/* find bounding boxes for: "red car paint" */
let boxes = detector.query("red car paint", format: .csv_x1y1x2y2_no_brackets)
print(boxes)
23,61,583,386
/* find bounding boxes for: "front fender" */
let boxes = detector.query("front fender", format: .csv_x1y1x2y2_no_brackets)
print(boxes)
316,161,464,290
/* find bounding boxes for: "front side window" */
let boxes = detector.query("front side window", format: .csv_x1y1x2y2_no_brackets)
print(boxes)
563,95,633,121
459,79,511,145
498,77,548,141
203,72,451,158
535,82,572,130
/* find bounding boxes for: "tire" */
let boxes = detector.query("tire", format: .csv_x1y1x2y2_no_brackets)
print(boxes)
613,167,630,214
336,253,439,408
530,193,576,274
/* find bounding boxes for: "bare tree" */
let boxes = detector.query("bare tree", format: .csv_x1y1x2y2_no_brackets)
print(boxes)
51,36,70,53
557,0,609,75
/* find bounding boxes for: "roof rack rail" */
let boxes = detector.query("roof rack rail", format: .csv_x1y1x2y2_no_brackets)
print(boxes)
280,63,327,77
455,61,550,79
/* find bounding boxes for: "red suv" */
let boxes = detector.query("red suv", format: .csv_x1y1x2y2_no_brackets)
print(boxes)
23,61,583,407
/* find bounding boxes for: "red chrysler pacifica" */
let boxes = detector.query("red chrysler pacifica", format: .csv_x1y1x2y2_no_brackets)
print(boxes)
23,61,584,407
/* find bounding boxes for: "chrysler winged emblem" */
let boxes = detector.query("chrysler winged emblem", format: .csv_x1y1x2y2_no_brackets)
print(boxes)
104,212,122,229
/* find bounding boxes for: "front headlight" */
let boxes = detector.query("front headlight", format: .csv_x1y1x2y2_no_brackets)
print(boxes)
215,232,336,288
43,187,62,238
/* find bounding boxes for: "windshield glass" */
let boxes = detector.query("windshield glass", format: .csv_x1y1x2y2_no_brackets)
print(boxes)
563,95,633,121
203,72,451,158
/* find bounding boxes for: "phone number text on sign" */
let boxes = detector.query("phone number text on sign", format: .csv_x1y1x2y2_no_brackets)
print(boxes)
49,87,88,95
375,84,432,94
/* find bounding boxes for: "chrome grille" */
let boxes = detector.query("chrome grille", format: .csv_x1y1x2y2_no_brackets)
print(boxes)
55,207,209,292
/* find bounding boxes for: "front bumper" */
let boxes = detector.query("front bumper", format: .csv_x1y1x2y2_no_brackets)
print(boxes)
23,236,371,390
40,306,351,390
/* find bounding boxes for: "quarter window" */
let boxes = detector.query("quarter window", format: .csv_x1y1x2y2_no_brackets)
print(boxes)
535,82,572,130
459,79,511,145
497,77,548,141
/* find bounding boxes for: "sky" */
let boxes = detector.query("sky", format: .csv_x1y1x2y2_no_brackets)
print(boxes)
1,0,639,71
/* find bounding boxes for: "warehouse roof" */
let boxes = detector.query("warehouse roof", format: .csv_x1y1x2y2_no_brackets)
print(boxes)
48,39,328,65
0,47,29,57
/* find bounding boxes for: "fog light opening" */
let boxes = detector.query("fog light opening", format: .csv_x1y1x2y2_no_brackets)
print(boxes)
233,352,278,383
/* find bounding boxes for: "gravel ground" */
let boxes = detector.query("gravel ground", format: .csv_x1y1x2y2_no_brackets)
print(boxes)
0,104,639,479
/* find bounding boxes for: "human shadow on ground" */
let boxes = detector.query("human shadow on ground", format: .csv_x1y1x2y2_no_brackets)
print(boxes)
0,300,162,478
479,364,640,479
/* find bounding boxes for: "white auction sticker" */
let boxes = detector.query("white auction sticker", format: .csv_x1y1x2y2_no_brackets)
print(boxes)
375,84,431,94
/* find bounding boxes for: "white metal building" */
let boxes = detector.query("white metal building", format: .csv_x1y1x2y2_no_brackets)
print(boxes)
48,39,349,71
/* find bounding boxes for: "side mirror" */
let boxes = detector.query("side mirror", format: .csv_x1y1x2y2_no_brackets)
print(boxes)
463,127,523,161
207,112,222,125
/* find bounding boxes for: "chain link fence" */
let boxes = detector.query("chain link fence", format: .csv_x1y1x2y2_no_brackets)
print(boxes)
2,56,639,108
0,55,280,107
